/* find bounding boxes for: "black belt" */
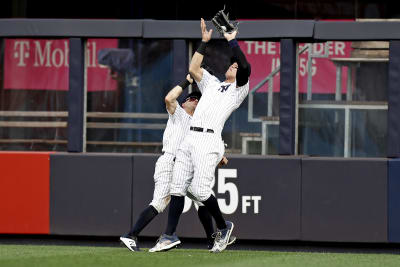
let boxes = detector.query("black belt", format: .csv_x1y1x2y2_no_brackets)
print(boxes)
190,126,214,133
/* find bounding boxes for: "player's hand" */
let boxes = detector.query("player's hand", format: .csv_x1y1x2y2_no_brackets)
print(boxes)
224,30,237,41
218,156,228,167
201,18,212,43
186,74,193,84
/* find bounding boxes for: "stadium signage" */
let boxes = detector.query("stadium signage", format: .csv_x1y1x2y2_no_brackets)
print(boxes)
183,168,262,215
4,38,118,91
241,40,352,95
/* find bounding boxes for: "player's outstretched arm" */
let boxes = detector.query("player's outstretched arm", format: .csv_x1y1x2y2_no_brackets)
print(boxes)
224,30,251,87
165,74,193,115
189,18,212,83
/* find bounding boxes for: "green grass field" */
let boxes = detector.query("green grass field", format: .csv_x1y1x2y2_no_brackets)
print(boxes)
1,244,400,267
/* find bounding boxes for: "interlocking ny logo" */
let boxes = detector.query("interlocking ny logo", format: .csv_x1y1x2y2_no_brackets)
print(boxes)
219,84,230,92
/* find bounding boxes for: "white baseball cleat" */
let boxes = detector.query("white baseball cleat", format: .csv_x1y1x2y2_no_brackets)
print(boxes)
149,234,181,252
210,221,234,253
208,235,236,250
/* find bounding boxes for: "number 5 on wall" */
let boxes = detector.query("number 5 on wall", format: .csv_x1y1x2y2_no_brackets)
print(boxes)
217,169,239,214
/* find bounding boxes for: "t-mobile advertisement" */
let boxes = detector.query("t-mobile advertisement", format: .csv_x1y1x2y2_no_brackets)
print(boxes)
4,38,118,91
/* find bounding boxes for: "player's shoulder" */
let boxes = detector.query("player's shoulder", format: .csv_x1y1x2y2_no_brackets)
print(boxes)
175,105,192,119
202,68,219,83
173,104,184,115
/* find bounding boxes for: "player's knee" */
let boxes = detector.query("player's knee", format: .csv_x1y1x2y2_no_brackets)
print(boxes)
191,188,211,202
197,194,211,202
150,201,167,213
150,196,170,213
169,187,187,197
169,192,186,198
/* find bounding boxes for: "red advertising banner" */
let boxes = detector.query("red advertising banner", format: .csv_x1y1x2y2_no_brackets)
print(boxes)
4,37,352,95
240,40,353,94
4,38,118,91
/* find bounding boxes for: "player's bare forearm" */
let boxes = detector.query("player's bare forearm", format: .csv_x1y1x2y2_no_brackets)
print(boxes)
189,52,204,82
165,74,192,114
165,86,181,115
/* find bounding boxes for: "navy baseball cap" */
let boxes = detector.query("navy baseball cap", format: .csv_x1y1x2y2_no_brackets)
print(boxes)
184,91,202,102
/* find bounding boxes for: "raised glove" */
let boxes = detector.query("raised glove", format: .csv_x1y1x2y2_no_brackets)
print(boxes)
211,6,239,36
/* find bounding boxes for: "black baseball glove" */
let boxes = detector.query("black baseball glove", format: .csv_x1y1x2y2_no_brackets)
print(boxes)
211,7,239,36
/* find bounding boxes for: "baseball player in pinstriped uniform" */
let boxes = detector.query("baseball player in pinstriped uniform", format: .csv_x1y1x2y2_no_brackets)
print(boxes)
150,18,251,253
120,75,232,252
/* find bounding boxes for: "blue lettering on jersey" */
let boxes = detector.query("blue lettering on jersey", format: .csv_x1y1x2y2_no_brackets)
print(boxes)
219,84,230,92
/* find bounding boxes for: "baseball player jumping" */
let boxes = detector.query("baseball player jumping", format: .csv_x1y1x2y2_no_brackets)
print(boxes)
120,75,233,252
150,18,251,253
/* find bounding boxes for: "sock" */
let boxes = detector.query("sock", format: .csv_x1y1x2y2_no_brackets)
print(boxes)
128,205,158,237
202,195,227,230
197,206,215,243
165,195,185,235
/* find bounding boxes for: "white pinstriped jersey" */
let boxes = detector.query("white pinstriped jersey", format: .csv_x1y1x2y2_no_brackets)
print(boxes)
162,104,192,155
191,69,249,134
169,69,250,201
151,103,204,212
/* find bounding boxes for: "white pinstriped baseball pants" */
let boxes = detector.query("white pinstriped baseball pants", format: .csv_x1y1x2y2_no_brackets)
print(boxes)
150,152,204,213
150,153,175,213
170,131,225,202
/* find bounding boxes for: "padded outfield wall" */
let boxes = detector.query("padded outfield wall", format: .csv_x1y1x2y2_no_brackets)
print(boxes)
1,151,398,243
